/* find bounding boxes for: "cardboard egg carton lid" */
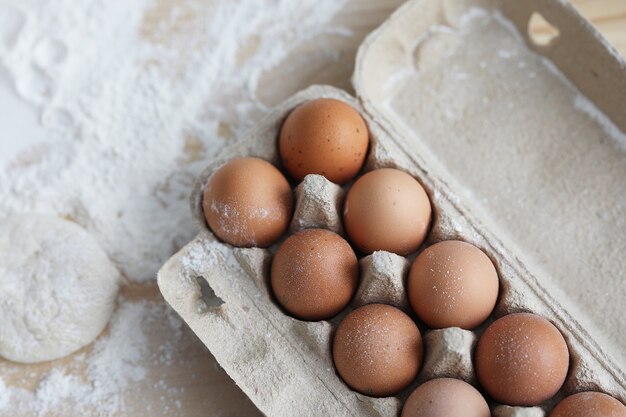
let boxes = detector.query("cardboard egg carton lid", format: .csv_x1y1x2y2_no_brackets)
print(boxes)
158,0,626,415
353,0,626,370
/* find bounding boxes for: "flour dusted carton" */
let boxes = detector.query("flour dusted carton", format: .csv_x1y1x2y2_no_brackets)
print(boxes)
158,0,626,415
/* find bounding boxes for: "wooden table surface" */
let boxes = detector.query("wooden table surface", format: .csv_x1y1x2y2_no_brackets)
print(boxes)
1,1,624,416
572,0,626,56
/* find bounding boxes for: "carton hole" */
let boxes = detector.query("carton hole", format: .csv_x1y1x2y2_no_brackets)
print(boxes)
196,276,224,313
528,12,560,47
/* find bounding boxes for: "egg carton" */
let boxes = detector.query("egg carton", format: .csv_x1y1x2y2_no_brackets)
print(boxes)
158,0,626,415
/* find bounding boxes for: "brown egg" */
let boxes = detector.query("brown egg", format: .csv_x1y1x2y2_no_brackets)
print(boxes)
475,313,569,406
279,98,369,184
203,157,292,247
407,240,499,329
343,168,431,255
332,304,422,397
401,378,490,417
270,228,358,320
550,392,626,417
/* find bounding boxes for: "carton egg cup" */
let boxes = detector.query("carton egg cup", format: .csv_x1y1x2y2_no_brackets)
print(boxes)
158,0,626,415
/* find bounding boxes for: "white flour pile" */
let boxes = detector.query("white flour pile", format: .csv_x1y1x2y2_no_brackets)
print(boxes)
0,0,349,281
0,0,352,415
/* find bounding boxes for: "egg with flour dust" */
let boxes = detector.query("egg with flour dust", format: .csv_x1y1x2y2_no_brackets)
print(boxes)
407,240,499,329
401,378,490,417
270,228,358,321
475,312,569,406
343,168,432,256
550,392,626,417
203,157,293,247
332,304,423,397
279,98,369,185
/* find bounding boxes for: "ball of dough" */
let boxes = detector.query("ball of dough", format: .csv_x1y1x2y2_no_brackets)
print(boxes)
0,215,121,363
401,378,490,417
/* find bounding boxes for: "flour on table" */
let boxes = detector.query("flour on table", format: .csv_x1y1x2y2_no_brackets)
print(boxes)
0,0,349,282
0,300,186,416
0,0,350,414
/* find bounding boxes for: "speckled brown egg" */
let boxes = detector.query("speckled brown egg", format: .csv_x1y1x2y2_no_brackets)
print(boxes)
550,392,626,417
401,378,490,417
279,98,369,184
475,313,569,406
332,304,422,397
407,240,499,329
203,157,293,247
343,168,431,255
271,228,358,320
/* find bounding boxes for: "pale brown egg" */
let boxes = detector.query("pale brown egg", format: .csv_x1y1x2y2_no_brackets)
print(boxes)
203,157,293,247
279,98,369,184
475,313,569,406
407,240,499,329
401,378,490,417
270,228,358,321
550,392,626,417
343,168,431,255
332,304,422,397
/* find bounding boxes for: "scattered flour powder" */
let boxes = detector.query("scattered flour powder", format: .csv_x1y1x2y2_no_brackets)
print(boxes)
0,300,185,416
0,0,349,281
0,0,351,415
